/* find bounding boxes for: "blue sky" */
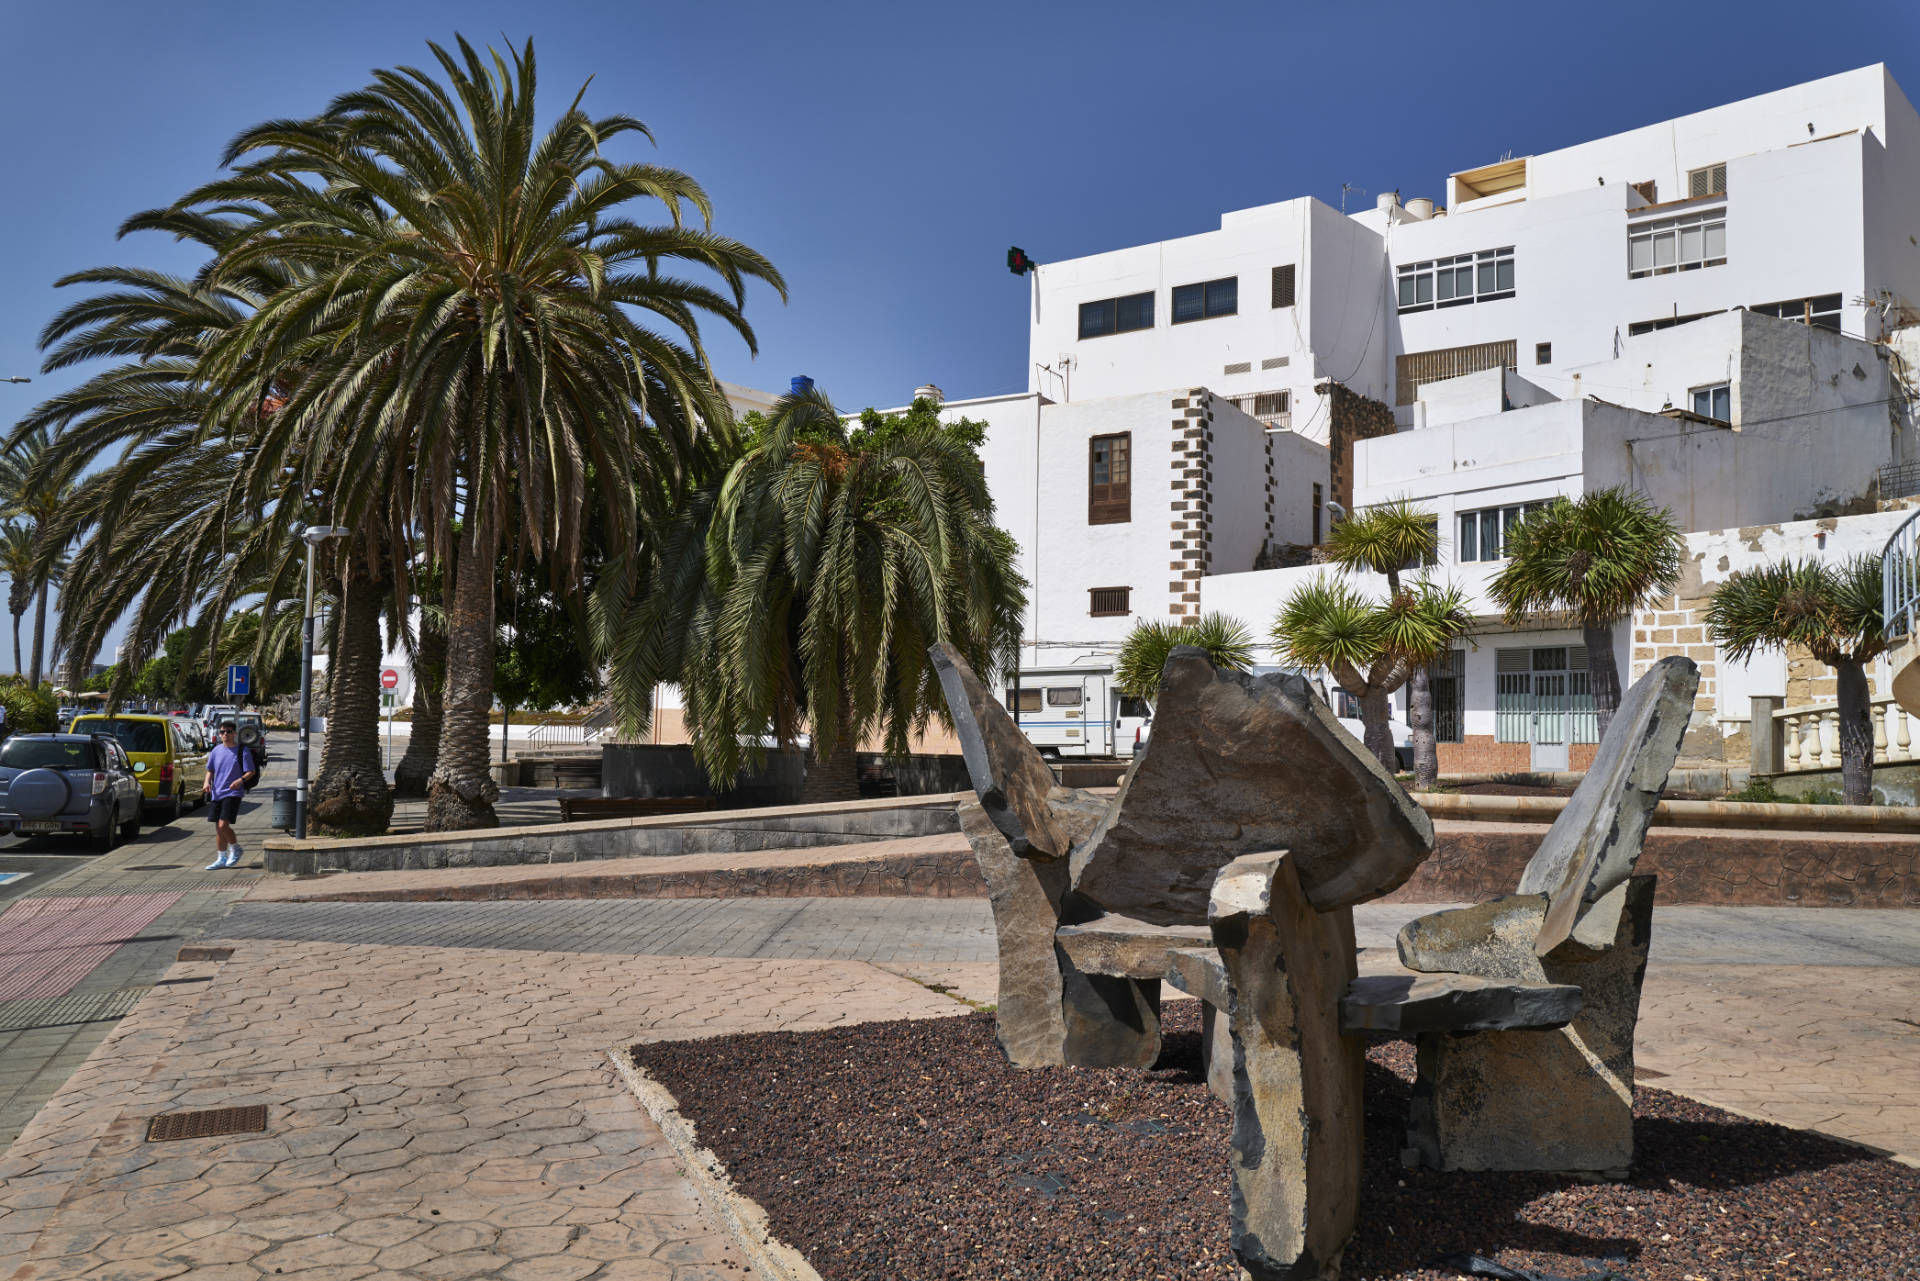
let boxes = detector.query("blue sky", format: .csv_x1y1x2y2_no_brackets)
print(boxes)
4,0,1919,660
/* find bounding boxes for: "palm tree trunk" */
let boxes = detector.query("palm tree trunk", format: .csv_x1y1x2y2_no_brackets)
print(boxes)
10,610,20,680
394,614,444,797
426,512,501,830
1408,663,1438,788
800,690,862,803
29,581,47,688
311,554,394,836
1834,657,1875,806
1585,620,1622,743
1359,687,1397,773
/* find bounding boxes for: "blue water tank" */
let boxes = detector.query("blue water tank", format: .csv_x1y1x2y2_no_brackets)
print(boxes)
790,375,814,395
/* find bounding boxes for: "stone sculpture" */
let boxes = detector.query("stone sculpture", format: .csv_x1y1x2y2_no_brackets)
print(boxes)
1394,655,1699,1176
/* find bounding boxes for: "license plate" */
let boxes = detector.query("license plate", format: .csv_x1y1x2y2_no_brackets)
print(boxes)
19,821,62,833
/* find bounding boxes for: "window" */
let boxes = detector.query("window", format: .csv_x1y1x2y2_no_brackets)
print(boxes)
1078,291,1154,339
1496,646,1599,744
1271,264,1296,309
77,718,167,753
1629,179,1658,204
1688,163,1727,199
1690,383,1731,422
1046,687,1083,708
1088,433,1131,525
1429,650,1465,744
0,738,95,769
1334,690,1363,720
1457,501,1549,563
1627,311,1713,337
1535,342,1551,365
1172,277,1237,324
1395,339,1518,406
1397,247,1514,313
1005,689,1043,713
1628,208,1725,278
1312,482,1323,544
1089,586,1131,617
1750,293,1842,332
1118,696,1150,719
1224,390,1290,429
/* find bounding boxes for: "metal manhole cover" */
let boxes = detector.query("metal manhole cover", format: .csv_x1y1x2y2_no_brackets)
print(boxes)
127,865,184,872
146,1105,267,1142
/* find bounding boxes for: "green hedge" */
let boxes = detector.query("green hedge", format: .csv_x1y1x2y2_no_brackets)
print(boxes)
0,680,58,734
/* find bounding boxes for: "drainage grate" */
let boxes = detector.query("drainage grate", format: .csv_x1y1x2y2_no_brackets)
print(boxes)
146,1105,267,1142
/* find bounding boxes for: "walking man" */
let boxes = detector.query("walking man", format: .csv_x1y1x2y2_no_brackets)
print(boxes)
203,720,259,870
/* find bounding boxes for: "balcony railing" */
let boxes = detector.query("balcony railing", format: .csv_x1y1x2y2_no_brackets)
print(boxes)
1762,696,1919,773
1882,508,1920,640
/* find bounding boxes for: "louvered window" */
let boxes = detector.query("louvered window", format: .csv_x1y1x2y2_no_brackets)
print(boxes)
1395,340,1517,406
1089,587,1131,617
1088,433,1131,525
1272,264,1296,309
1688,163,1727,198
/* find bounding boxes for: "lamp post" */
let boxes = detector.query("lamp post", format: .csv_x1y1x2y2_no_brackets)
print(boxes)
295,524,351,839
3,377,31,384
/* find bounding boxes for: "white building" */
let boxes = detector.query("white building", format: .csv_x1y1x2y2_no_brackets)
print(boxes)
970,65,1920,766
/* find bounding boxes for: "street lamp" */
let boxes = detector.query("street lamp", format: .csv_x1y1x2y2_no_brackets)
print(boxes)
294,524,351,839
3,377,30,384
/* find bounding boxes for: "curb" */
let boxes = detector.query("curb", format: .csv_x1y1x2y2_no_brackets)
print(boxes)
608,1047,824,1281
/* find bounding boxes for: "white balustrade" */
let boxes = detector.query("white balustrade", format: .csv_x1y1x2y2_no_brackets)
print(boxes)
1771,696,1918,772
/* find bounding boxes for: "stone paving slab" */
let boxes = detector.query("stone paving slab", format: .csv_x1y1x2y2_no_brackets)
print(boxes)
242,832,978,903
0,939,970,1280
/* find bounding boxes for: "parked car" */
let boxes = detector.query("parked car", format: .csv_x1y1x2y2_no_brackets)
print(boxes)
201,704,237,733
232,712,271,766
55,706,80,732
0,733,143,850
70,713,209,821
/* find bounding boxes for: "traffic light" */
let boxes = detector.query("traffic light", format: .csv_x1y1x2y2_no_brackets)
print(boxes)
1007,246,1035,276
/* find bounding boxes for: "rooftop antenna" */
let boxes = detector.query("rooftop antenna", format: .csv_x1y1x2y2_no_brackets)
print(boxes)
1340,182,1367,213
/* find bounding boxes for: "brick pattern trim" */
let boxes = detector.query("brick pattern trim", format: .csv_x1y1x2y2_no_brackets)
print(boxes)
1168,389,1214,618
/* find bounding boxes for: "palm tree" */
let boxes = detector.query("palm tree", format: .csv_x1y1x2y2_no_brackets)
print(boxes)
392,582,445,798
601,388,1024,801
0,427,77,688
186,36,784,830
1273,577,1407,769
1707,555,1887,805
1490,487,1682,740
1115,613,1254,700
1377,582,1474,787
0,524,35,676
1321,497,1447,773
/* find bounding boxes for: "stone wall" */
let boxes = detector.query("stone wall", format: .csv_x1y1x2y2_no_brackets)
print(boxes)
1435,739,1599,776
1167,389,1215,618
1320,380,1396,511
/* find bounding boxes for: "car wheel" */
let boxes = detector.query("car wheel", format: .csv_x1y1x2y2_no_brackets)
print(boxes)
121,807,141,840
158,789,181,822
90,810,118,853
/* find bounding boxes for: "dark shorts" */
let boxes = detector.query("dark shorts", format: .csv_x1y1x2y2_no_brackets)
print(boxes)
207,795,243,824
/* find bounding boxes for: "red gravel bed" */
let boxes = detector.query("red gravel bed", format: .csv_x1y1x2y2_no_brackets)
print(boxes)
632,1005,1920,1280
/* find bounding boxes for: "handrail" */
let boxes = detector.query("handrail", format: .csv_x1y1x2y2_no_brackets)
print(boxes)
1881,507,1920,639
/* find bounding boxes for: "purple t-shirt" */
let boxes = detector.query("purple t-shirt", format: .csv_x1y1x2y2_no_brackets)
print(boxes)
206,744,257,800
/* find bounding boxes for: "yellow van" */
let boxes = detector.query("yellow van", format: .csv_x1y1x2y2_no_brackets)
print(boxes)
69,714,209,821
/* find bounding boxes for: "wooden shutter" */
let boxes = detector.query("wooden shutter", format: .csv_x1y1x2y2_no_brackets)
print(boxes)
1089,587,1131,616
1088,433,1131,525
1271,264,1296,309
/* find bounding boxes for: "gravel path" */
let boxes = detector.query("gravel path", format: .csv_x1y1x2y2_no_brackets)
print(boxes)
633,1005,1920,1280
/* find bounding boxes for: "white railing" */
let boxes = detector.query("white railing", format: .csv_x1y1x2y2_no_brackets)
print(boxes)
1772,696,1918,771
1882,508,1920,639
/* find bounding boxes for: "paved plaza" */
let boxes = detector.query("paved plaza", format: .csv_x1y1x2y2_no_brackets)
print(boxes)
0,781,1916,1278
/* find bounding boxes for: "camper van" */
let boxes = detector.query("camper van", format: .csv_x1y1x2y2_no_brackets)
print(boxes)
1001,665,1150,759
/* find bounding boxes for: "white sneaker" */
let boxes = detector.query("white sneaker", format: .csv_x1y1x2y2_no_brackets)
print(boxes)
221,848,243,869
205,850,229,871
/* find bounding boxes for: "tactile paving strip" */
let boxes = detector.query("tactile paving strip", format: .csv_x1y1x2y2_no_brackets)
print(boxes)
0,985,151,1032
146,1104,267,1143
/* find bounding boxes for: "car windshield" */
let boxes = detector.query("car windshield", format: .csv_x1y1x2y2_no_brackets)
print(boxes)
74,719,167,754
0,739,97,770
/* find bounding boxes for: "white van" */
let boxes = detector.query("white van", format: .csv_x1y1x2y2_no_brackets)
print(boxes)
1001,665,1151,759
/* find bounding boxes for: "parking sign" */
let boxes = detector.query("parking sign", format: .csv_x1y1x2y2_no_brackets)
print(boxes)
226,664,251,697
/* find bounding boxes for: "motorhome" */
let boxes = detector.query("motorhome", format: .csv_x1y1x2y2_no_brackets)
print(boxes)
1001,665,1150,759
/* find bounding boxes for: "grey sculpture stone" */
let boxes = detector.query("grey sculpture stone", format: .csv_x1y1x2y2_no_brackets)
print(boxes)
1402,876,1655,1176
1165,947,1234,1103
1211,851,1362,1281
1341,963,1582,1035
1517,656,1698,955
1072,649,1434,925
931,640,1077,860
1054,915,1214,979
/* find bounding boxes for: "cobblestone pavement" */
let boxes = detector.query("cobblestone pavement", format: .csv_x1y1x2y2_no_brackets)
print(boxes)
0,939,966,1281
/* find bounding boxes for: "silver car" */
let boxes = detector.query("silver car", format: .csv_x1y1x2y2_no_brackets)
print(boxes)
0,733,144,851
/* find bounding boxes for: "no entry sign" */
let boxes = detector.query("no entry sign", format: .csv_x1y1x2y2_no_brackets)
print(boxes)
380,669,400,690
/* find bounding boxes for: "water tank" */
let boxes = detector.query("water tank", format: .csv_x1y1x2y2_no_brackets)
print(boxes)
1376,190,1401,213
914,384,945,406
1405,197,1435,220
790,375,814,396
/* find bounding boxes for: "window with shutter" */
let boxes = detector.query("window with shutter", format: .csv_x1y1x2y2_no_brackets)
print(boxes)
1271,264,1296,309
1088,434,1131,525
1089,587,1131,616
1688,163,1727,198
